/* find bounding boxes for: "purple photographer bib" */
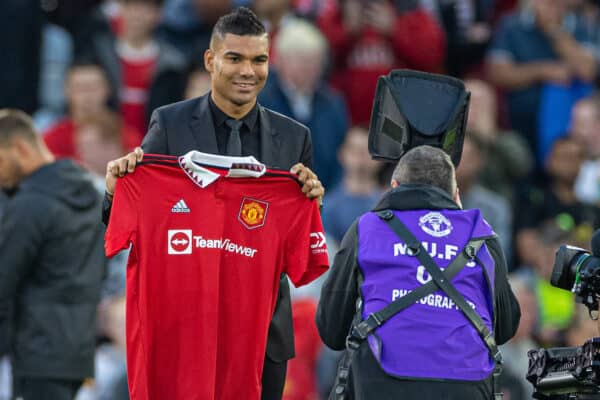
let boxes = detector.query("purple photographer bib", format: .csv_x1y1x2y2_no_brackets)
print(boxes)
357,208,496,381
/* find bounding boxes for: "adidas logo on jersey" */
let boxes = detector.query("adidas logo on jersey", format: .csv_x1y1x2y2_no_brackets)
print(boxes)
171,199,191,213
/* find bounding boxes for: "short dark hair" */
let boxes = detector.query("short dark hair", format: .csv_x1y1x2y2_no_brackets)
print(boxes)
392,145,456,195
68,59,109,76
0,109,38,147
210,7,267,46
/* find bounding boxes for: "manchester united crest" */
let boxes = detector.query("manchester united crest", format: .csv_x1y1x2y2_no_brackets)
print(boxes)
238,197,269,229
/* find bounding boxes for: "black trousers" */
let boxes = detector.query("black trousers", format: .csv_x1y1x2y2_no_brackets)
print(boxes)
261,357,288,400
12,377,83,400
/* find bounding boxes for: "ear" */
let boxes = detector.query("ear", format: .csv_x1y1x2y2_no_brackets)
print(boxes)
13,137,32,157
390,179,399,189
454,187,463,208
204,48,214,74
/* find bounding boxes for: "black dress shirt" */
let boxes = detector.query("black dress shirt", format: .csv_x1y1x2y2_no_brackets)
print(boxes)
208,95,260,157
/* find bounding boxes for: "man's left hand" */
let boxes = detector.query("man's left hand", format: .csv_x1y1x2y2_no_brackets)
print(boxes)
290,163,324,206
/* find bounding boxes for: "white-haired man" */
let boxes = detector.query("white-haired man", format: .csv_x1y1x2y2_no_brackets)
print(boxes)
259,17,349,189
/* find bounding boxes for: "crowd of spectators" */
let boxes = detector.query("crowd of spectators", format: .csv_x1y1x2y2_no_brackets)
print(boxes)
2,0,600,399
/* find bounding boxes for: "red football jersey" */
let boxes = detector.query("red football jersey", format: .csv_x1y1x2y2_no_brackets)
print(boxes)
105,152,329,400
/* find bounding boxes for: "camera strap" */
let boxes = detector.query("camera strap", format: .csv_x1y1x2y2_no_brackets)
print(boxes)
331,210,502,400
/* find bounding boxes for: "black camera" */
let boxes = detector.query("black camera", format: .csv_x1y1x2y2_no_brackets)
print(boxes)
551,245,600,315
526,337,600,399
526,231,600,399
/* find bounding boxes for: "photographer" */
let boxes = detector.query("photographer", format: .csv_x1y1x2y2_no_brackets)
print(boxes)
316,145,521,400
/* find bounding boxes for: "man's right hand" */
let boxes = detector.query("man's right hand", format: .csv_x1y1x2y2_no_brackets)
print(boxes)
105,147,144,198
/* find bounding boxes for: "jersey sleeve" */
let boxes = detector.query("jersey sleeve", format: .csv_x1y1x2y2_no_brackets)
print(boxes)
284,199,329,287
105,175,139,258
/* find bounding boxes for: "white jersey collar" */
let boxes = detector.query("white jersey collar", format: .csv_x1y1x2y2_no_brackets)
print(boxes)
178,151,266,188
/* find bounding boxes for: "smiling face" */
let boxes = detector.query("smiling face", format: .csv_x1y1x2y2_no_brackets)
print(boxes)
204,33,269,115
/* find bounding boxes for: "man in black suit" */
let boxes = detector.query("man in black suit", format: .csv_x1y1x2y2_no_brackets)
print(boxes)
104,7,325,400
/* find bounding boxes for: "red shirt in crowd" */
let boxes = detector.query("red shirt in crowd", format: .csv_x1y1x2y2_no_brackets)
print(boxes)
105,152,329,400
118,43,158,135
43,118,141,161
318,5,446,125
283,299,322,400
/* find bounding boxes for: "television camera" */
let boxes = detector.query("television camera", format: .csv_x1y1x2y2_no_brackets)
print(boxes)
526,231,600,399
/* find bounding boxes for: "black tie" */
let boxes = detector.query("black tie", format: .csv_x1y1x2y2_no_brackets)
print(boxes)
225,119,243,156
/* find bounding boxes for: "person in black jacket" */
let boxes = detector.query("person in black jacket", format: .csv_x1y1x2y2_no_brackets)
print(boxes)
103,7,325,400
317,146,520,400
0,109,105,400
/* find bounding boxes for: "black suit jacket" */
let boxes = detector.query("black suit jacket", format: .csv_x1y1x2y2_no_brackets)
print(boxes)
141,93,313,362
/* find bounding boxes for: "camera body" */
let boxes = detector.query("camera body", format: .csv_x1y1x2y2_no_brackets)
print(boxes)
551,245,600,314
527,337,600,399
527,234,600,398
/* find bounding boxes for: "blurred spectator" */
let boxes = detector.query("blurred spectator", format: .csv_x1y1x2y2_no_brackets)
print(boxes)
486,0,597,161
72,109,129,400
523,222,576,347
514,136,600,267
184,65,212,100
565,304,599,346
192,0,246,24
322,126,382,244
76,112,126,181
499,272,539,400
43,0,103,38
0,109,105,400
282,299,321,400
158,0,242,60
316,346,343,400
569,93,600,156
33,23,74,131
100,0,126,35
285,229,341,400
93,294,129,400
291,0,334,19
464,78,533,205
536,78,593,166
74,110,130,399
0,356,9,400
254,0,294,33
259,18,349,189
422,0,496,77
491,0,520,22
43,62,141,161
80,0,188,134
456,133,513,263
318,0,446,125
0,0,43,114
0,185,8,399
253,0,299,60
570,94,600,205
0,184,6,221
576,0,600,68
